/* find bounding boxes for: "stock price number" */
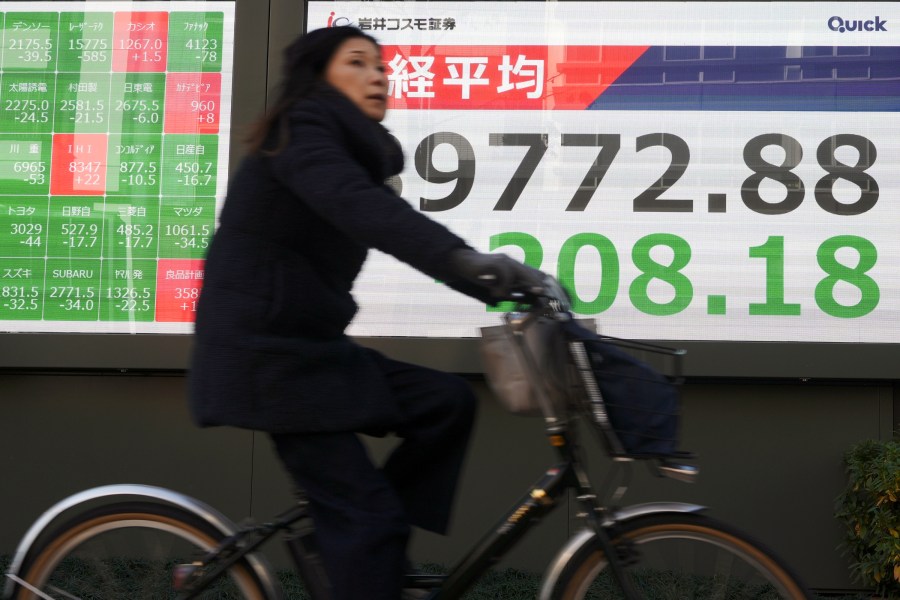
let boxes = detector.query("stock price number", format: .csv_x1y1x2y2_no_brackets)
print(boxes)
493,232,878,318
164,223,211,250
114,99,162,125
119,160,159,186
185,38,218,63
190,100,216,125
398,132,877,215
105,287,152,313
1,286,39,311
174,286,200,312
8,37,52,63
59,98,106,125
118,38,163,63
10,222,42,247
69,161,102,186
49,286,96,312
115,223,155,249
5,99,51,125
60,222,99,249
12,161,47,186
68,37,109,63
174,160,213,187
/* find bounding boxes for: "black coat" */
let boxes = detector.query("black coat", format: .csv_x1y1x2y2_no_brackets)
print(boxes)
189,88,485,434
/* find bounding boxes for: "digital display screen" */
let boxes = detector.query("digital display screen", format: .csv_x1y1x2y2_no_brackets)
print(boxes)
0,2,234,334
306,2,900,343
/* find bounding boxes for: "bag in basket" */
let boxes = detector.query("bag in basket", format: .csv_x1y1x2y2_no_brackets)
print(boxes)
480,317,574,416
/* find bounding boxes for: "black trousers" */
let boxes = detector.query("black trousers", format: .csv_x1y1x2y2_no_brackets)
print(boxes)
271,353,477,600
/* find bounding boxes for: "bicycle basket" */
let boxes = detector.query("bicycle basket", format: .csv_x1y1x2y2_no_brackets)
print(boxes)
480,316,591,418
562,319,683,458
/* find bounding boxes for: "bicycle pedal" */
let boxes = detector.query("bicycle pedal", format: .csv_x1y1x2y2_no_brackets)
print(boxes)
172,562,202,591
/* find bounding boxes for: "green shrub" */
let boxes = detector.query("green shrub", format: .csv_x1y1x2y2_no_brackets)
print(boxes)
834,436,900,598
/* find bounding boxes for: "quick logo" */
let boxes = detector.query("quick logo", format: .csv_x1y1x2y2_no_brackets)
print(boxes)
828,16,887,32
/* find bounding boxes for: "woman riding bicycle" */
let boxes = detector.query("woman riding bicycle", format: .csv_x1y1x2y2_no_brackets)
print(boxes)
189,25,544,600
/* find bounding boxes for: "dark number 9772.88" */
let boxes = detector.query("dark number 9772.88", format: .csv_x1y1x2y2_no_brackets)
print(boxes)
391,132,877,216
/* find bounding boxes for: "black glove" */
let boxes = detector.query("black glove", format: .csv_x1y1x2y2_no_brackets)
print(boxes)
449,249,546,301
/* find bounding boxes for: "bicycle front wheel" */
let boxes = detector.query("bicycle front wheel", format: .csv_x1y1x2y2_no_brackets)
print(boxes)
549,513,812,600
13,501,274,600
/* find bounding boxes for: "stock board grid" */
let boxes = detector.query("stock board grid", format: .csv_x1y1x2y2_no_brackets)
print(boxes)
0,10,226,324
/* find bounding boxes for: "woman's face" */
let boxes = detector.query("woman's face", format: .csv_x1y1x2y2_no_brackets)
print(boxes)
324,37,388,122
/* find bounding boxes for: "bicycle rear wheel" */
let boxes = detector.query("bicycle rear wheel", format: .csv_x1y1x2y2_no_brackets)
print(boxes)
12,501,273,600
549,513,812,600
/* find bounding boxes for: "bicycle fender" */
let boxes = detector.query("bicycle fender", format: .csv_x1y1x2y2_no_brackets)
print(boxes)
536,502,705,600
2,484,283,600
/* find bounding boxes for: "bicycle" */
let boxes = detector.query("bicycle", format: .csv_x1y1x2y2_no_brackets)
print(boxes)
3,277,814,600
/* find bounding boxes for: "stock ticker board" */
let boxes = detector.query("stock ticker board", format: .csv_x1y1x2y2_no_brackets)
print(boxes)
0,4,234,333
5,2,900,344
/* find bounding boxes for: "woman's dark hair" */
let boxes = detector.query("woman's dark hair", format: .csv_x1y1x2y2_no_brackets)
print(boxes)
247,26,380,154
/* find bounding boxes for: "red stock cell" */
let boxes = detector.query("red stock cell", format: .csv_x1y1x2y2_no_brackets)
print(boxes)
113,12,169,72
50,134,108,196
164,72,222,134
155,259,204,322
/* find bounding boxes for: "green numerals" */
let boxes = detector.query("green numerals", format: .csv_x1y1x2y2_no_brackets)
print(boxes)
558,233,619,314
629,234,693,316
750,235,879,318
486,233,880,319
749,237,801,316
815,236,878,318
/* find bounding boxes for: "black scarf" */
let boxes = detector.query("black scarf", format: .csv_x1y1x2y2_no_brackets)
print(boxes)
309,85,405,182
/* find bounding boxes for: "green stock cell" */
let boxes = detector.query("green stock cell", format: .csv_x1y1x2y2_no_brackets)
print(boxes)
57,13,114,73
167,12,224,73
158,196,214,259
43,258,101,321
46,197,104,259
99,259,157,322
109,73,165,134
105,135,162,196
0,197,48,258
0,258,44,320
102,197,160,260
0,135,52,195
54,73,111,134
161,134,218,197
0,73,55,134
2,12,59,71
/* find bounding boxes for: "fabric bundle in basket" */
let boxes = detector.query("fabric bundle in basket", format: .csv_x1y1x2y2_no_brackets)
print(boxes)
563,319,680,457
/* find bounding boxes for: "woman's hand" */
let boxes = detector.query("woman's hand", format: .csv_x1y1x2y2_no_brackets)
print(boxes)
449,249,546,301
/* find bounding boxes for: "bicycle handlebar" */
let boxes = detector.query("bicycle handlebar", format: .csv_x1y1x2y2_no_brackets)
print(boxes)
506,274,572,313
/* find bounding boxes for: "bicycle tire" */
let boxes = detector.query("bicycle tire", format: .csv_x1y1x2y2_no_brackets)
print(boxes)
12,501,274,600
548,513,813,600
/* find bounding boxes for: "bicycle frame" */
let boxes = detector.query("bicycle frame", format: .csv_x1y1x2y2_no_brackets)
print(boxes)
2,430,704,600
422,421,703,600
3,285,702,600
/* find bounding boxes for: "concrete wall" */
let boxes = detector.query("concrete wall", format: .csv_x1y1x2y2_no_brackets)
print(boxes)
0,371,893,592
